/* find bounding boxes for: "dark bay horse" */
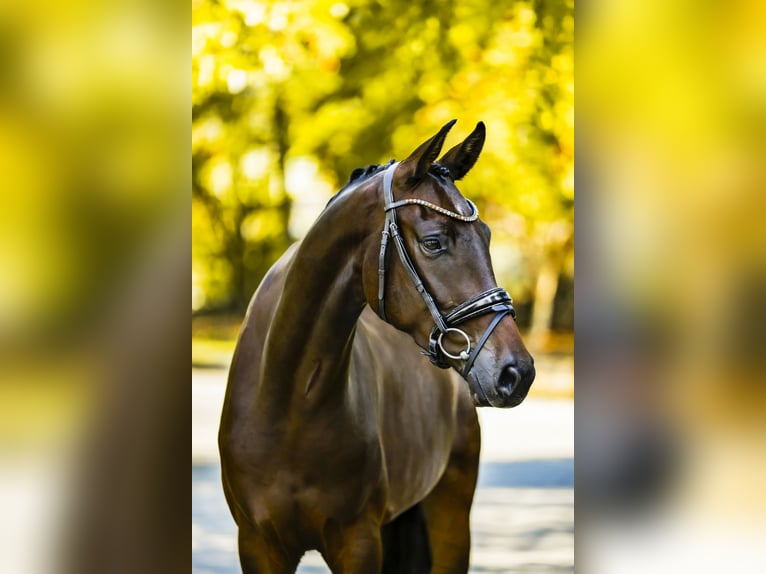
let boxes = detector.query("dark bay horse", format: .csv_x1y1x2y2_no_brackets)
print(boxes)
219,120,535,573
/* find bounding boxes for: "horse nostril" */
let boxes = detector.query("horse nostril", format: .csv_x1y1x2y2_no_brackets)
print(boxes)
498,365,521,396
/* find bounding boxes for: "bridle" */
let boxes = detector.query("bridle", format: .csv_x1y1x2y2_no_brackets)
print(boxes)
377,161,516,377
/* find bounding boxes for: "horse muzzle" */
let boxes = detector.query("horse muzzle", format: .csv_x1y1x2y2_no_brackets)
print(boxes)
468,356,536,408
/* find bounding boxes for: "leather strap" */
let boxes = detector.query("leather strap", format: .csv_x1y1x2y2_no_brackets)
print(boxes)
444,287,515,325
461,308,512,376
377,163,399,322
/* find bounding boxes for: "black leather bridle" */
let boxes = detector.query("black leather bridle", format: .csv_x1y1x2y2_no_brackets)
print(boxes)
377,161,516,377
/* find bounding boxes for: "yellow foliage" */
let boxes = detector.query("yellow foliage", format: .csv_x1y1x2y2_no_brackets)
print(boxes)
192,0,574,312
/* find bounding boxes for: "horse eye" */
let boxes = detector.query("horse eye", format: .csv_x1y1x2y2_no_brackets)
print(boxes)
421,237,443,253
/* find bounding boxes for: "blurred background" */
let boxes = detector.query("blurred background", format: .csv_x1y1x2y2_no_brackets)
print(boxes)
0,0,188,572
578,0,766,572
6,0,764,572
192,0,574,572
191,0,574,346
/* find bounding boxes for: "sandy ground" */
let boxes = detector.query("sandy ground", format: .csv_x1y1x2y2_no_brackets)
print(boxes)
192,364,573,573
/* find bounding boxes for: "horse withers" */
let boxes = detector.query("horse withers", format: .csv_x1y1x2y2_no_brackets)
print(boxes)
219,120,535,573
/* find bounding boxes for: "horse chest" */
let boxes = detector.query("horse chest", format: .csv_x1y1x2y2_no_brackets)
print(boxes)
241,421,387,537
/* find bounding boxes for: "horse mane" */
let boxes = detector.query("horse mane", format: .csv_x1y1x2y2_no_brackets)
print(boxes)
346,161,393,186
324,159,453,209
324,159,395,208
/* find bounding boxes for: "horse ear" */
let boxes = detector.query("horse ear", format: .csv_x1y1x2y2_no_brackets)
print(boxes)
437,121,486,180
399,119,457,183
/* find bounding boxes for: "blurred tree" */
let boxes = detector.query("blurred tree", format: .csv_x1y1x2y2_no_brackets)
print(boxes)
192,0,573,334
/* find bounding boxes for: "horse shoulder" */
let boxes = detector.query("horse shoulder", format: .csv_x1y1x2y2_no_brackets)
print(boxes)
354,309,464,517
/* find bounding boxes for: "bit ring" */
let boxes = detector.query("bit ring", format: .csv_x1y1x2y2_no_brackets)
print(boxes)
437,328,472,361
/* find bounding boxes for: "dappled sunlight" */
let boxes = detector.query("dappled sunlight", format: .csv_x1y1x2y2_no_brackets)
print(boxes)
192,0,574,327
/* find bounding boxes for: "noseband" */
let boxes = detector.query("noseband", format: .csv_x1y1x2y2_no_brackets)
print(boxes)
377,162,516,376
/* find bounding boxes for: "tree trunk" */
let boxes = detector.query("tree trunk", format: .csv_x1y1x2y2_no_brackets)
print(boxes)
529,252,561,352
528,222,573,351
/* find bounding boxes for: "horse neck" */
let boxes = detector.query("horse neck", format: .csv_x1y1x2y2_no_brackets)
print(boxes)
256,179,382,414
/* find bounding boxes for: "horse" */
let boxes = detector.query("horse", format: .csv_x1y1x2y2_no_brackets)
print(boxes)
218,120,536,573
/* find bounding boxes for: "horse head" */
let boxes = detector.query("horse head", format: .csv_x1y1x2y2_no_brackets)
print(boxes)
362,120,535,407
